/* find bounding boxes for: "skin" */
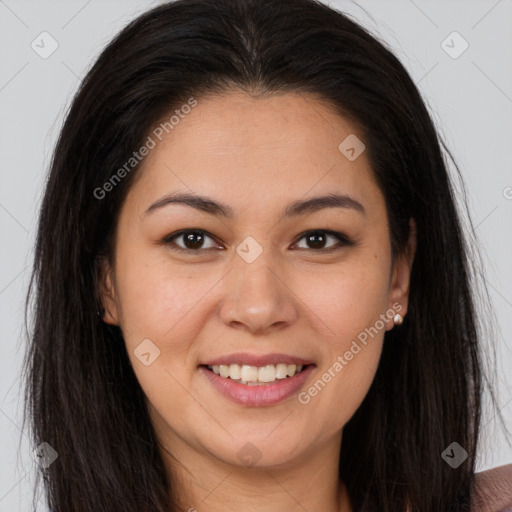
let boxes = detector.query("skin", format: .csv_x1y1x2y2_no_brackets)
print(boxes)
100,90,416,512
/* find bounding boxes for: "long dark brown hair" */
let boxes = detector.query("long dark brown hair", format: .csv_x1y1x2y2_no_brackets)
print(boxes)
23,0,503,510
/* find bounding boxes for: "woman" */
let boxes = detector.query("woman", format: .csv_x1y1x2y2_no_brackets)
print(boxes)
23,0,512,510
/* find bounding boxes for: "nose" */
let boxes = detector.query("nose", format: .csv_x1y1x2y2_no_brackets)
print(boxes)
218,253,298,335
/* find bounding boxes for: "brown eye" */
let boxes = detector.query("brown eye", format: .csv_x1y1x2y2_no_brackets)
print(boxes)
164,230,221,252
294,230,353,251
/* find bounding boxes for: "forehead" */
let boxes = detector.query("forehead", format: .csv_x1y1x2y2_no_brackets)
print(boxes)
128,91,384,218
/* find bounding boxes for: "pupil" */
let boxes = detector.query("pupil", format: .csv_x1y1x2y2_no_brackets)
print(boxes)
308,232,325,249
184,231,204,249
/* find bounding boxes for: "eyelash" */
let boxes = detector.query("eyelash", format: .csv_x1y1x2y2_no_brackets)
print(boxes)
162,229,354,254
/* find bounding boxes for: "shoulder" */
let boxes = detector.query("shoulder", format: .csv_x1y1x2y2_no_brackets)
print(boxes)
472,463,512,512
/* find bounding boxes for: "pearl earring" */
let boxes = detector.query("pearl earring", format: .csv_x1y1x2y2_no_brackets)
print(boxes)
393,313,404,326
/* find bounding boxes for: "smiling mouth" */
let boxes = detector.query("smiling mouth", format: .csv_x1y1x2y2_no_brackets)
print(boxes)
202,363,311,386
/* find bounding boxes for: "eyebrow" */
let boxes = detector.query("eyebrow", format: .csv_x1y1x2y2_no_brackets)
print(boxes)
144,191,366,218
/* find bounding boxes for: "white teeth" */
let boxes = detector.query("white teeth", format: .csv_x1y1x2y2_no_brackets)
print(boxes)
287,364,297,377
276,363,289,379
207,363,305,383
229,364,241,380
258,365,276,383
240,365,258,382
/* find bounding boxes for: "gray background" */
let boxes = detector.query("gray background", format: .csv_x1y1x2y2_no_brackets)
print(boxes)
1,0,511,509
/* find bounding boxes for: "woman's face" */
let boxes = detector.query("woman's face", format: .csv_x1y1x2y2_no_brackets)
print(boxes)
101,91,415,472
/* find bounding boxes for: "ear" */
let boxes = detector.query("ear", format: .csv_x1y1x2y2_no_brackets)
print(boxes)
96,256,119,325
386,218,416,328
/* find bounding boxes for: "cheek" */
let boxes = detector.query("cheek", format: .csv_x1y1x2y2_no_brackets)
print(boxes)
298,253,392,343
296,253,390,426
115,252,209,344
115,258,207,421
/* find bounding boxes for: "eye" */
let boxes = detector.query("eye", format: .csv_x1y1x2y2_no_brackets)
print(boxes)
163,229,222,252
293,230,353,251
163,229,353,254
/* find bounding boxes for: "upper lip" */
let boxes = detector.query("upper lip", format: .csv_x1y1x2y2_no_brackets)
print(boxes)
200,352,314,367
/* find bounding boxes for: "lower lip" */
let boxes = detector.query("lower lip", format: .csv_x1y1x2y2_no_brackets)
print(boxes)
199,365,315,406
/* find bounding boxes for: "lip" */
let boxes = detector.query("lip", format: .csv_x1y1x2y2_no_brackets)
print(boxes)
199,364,316,406
200,352,314,367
